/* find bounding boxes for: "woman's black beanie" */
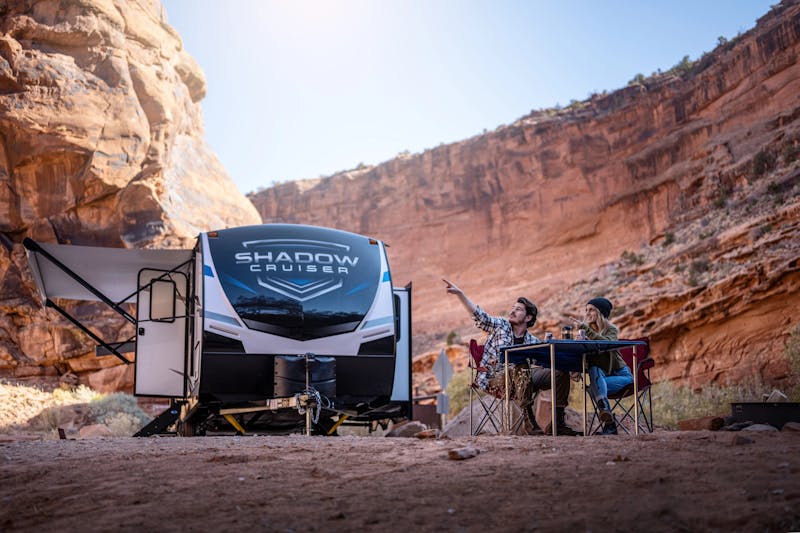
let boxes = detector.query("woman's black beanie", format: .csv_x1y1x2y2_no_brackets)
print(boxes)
587,297,612,319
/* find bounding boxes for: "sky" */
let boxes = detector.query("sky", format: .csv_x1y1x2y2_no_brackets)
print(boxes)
161,0,775,195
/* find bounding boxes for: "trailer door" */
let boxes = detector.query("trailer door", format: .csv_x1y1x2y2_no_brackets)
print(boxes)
134,268,189,397
390,286,412,402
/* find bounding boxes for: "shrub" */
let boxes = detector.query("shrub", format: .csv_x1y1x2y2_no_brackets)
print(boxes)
783,141,800,165
445,368,473,416
0,381,150,437
104,412,146,437
752,224,772,240
668,55,695,76
767,182,782,195
686,259,709,286
663,232,675,246
690,258,710,273
628,73,646,86
751,149,777,179
714,183,733,208
621,250,645,266
88,392,150,428
652,378,771,429
446,331,459,346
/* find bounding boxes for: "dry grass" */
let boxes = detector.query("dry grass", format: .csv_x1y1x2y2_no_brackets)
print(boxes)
0,380,150,438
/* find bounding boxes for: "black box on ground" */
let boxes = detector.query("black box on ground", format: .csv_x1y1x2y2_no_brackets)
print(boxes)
730,402,800,428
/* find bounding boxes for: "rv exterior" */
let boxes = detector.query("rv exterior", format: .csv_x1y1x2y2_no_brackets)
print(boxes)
24,224,412,435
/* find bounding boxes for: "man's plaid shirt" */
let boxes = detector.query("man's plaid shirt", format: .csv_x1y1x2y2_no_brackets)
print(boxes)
472,306,540,390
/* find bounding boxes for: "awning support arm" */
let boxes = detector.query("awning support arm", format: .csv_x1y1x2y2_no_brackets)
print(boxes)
116,257,194,305
45,299,132,365
23,238,136,324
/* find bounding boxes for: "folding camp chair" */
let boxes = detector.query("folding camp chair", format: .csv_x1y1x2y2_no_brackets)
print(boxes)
468,339,503,435
586,337,654,435
468,339,531,435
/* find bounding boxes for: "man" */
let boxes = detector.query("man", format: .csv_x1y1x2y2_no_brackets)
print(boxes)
443,278,579,436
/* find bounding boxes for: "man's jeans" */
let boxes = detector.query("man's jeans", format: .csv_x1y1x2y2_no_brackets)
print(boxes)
588,365,633,402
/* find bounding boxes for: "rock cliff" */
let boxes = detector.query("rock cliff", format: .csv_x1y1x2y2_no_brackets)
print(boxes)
0,0,260,390
250,1,800,388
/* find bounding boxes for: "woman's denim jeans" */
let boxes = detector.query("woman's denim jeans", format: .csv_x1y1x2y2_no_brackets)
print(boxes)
589,365,633,401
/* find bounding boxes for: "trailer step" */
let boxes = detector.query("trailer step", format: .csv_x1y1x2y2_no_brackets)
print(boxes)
133,404,183,437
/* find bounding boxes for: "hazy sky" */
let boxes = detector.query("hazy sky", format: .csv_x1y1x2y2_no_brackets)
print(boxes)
161,1,774,195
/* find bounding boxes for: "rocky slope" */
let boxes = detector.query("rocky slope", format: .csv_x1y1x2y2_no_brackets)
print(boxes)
250,1,800,388
0,0,260,390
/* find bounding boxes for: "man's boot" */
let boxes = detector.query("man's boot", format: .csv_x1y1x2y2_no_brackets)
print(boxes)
601,421,618,435
545,407,581,436
597,398,613,424
524,405,543,435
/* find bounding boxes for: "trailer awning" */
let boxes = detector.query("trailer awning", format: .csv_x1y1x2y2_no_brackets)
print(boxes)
24,240,193,304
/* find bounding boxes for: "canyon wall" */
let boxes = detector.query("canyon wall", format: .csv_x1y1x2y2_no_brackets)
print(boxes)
251,2,800,387
0,0,260,390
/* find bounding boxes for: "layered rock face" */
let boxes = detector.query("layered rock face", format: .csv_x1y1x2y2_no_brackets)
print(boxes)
251,2,800,388
0,0,260,390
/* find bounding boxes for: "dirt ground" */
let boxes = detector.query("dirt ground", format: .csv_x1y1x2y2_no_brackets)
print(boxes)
1,430,799,532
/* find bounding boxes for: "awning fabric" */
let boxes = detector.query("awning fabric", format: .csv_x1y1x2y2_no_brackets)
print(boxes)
25,241,193,304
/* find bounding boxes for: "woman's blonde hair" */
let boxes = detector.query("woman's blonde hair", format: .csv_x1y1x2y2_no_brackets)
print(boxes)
588,304,612,334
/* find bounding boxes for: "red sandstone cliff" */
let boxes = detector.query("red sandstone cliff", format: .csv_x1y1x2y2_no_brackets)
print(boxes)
0,0,260,390
250,2,800,388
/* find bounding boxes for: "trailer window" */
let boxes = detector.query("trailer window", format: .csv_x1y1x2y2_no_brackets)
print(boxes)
150,279,177,322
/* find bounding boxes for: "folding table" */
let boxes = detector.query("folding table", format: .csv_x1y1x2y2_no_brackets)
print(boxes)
500,339,648,436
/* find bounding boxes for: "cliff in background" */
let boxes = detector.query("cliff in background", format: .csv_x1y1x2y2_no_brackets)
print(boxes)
0,0,260,390
251,1,800,387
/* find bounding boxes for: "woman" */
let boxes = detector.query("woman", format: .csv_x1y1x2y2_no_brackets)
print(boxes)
571,297,632,435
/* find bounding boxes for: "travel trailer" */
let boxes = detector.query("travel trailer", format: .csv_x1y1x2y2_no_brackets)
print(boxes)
24,224,412,435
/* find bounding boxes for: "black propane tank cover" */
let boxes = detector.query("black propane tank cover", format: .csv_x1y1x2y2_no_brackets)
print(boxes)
274,355,336,398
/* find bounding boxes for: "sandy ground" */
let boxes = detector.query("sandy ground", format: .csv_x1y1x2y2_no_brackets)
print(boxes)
1,430,799,532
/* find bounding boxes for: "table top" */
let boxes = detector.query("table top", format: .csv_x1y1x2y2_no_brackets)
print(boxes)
500,339,648,371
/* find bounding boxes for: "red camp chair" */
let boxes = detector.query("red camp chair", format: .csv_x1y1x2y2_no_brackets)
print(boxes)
586,338,654,435
468,339,503,435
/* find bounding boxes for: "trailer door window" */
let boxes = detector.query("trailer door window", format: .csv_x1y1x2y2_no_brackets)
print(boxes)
150,279,177,322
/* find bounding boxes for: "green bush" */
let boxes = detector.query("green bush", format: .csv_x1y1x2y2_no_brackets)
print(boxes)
621,250,645,266
783,141,800,165
668,55,695,76
88,392,150,428
446,331,458,346
628,73,646,86
687,258,710,286
713,183,733,208
752,149,777,179
445,368,473,416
